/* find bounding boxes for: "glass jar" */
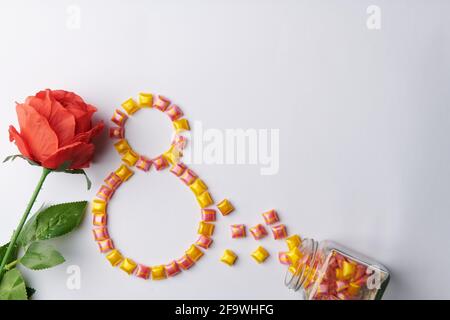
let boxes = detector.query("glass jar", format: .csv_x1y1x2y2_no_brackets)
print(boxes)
284,238,390,300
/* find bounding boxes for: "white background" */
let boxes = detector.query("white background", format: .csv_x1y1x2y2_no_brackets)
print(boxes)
1,0,450,300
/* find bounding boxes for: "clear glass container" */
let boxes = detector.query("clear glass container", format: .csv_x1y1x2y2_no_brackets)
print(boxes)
285,238,390,300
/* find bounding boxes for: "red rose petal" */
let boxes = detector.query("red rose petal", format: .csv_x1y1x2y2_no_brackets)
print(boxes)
72,121,104,144
16,103,58,162
48,99,76,147
42,141,95,169
25,90,52,119
8,125,33,160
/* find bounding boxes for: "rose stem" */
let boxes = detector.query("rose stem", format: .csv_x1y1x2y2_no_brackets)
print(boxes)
0,167,51,281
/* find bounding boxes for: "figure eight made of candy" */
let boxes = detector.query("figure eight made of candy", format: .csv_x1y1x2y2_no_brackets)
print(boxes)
91,92,235,280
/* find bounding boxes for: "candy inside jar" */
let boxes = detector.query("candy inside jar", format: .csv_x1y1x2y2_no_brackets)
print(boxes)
284,239,390,300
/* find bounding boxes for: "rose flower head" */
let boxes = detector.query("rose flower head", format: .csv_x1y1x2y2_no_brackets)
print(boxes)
8,89,104,169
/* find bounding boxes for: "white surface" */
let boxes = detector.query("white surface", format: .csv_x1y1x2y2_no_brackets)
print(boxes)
1,0,450,300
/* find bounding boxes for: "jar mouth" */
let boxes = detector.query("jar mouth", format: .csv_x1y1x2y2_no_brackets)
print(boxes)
284,238,319,292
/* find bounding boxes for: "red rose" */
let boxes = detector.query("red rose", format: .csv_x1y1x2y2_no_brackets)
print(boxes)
8,89,104,169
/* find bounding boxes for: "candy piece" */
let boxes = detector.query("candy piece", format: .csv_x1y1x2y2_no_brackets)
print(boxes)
135,156,152,172
201,209,216,222
111,109,128,126
92,199,107,214
217,199,234,216
271,224,288,240
342,261,356,280
347,282,361,296
317,284,328,295
286,234,302,250
135,264,151,279
198,221,215,236
336,268,345,281
121,98,139,115
97,239,114,253
165,104,184,121
165,261,181,277
220,249,237,266
185,244,203,262
93,227,109,241
190,178,208,196
93,213,107,226
196,235,213,249
251,246,270,264
286,247,303,266
114,139,131,155
180,169,197,185
196,191,214,208
96,185,114,201
288,264,299,275
170,162,187,176
172,135,187,150
151,265,167,280
120,258,137,275
152,155,169,171
106,249,123,266
231,224,246,238
153,95,171,111
249,224,267,240
109,126,125,139
163,146,182,165
262,209,279,225
278,252,290,265
122,149,139,167
336,280,349,293
115,164,134,181
177,255,194,270
104,173,122,190
173,118,190,132
138,92,153,107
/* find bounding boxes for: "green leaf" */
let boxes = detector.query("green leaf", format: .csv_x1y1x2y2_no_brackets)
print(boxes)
63,169,92,190
20,242,65,270
0,242,19,265
17,204,47,247
3,154,39,166
26,286,36,299
54,161,72,172
18,201,88,247
0,269,27,300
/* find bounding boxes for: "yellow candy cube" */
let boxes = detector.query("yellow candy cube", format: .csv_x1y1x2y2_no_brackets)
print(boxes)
196,191,213,208
91,199,106,214
121,98,139,115
336,268,345,280
121,149,139,167
115,164,134,181
217,199,234,216
286,247,303,266
220,249,237,266
138,92,153,107
106,249,123,266
342,261,356,280
285,234,302,250
347,282,361,296
163,146,182,165
151,265,167,280
251,246,269,264
173,118,190,132
190,178,208,196
198,221,215,236
120,258,137,275
288,264,299,275
185,244,204,262
114,139,131,155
